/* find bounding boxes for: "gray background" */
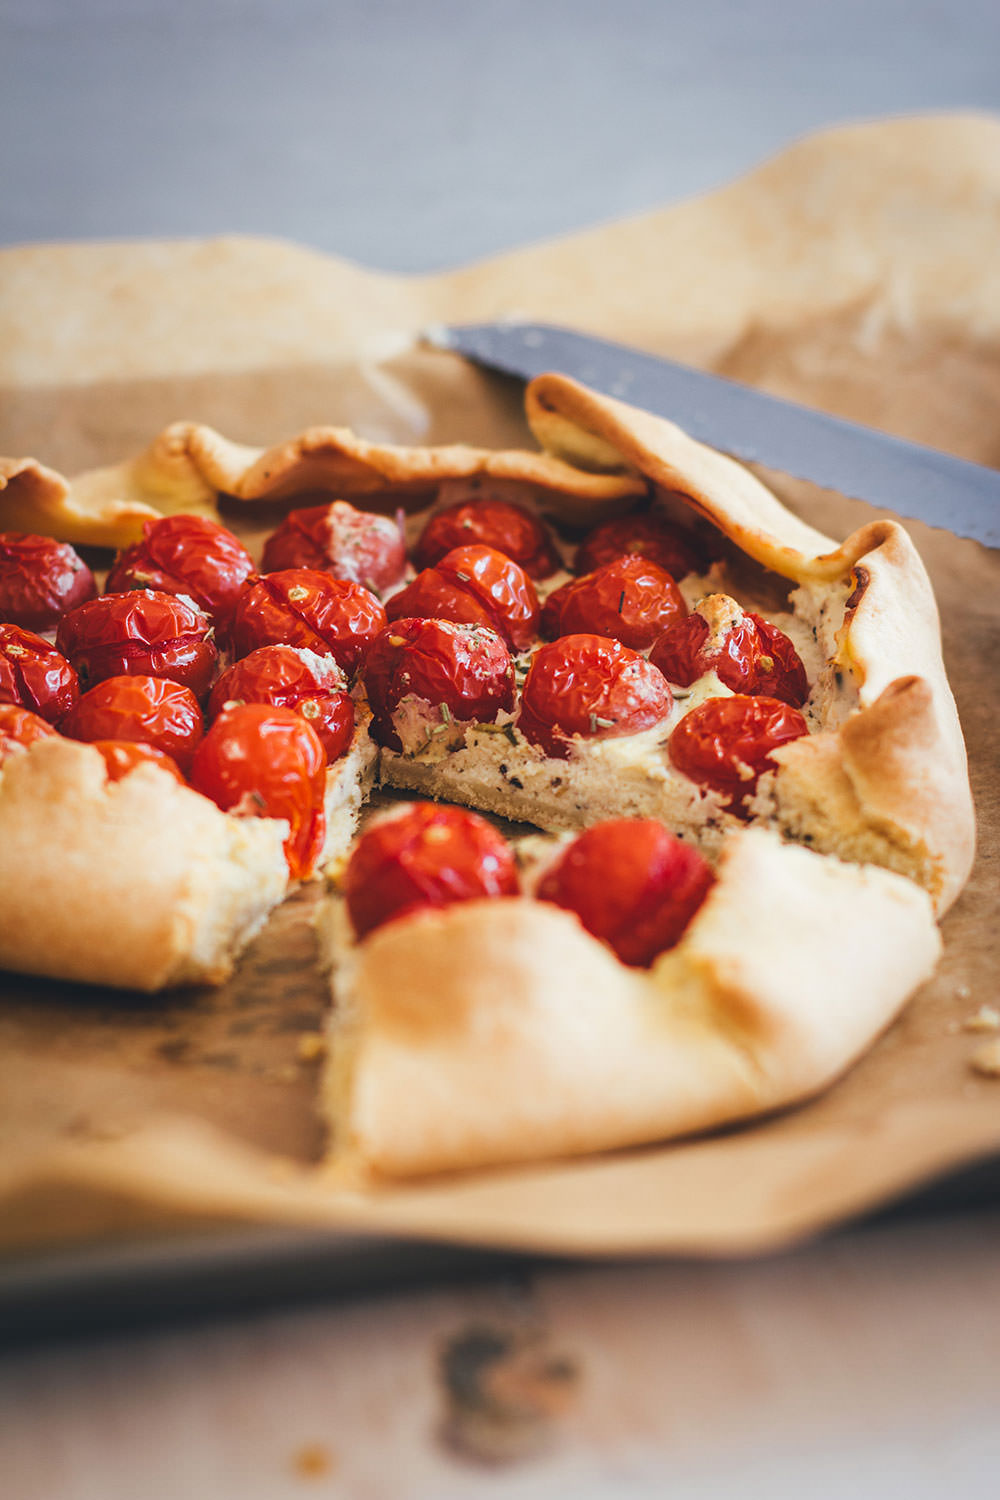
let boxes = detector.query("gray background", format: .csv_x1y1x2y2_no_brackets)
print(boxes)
2,0,1000,270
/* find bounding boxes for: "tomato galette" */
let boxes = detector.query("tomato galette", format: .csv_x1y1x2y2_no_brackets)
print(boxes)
0,375,975,1175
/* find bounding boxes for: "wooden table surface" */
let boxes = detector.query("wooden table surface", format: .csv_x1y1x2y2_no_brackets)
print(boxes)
3,1210,999,1499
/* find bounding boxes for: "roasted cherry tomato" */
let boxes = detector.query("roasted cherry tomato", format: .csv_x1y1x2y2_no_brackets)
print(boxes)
345,802,519,939
90,739,186,785
415,494,560,579
189,703,327,880
61,674,204,771
0,623,80,723
517,634,672,759
207,644,355,763
668,693,808,812
260,500,406,594
104,514,255,632
56,589,218,698
649,601,808,707
0,703,59,765
0,532,97,631
363,617,515,752
230,569,386,678
575,510,705,581
537,819,715,967
386,544,540,650
540,554,686,649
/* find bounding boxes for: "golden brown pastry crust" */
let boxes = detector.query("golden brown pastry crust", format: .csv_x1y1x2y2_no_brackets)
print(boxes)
321,831,941,1178
0,738,289,991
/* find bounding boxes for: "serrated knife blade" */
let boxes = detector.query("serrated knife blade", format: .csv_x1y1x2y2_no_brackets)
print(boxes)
425,321,999,549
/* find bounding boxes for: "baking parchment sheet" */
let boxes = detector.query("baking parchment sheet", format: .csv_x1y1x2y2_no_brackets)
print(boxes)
0,114,998,1259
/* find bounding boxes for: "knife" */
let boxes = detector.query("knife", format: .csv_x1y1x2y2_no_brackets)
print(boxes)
425,321,999,549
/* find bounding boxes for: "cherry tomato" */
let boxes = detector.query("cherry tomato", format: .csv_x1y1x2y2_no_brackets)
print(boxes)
230,568,386,678
539,579,574,640
517,634,672,759
56,590,218,698
0,703,59,765
61,674,204,771
207,644,355,763
415,495,560,579
537,819,715,967
650,605,808,707
575,510,705,581
0,532,97,631
345,802,519,939
669,693,808,812
362,617,514,751
541,554,686,649
0,623,80,723
260,500,406,593
189,703,327,880
104,514,255,631
90,740,186,785
386,544,540,651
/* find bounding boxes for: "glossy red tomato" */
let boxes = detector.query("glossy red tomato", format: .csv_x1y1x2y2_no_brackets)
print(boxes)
575,510,705,581
362,617,515,751
415,495,560,579
230,569,386,678
650,605,808,706
207,644,355,763
56,590,218,698
517,634,672,759
0,623,80,723
345,802,519,939
104,514,255,631
386,544,540,650
260,500,406,593
61,674,204,771
537,819,715,967
540,554,686,649
90,739,186,785
0,532,97,631
0,703,59,765
669,694,808,812
189,703,327,880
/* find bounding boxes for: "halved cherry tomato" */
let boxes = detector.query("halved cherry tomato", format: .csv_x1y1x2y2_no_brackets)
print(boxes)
61,674,204,771
345,802,519,939
104,514,255,631
230,569,386,678
0,532,97,631
649,604,808,707
668,693,808,812
517,634,672,759
386,544,540,650
363,617,514,751
541,554,686,649
90,740,186,785
189,703,327,880
415,495,560,579
0,623,79,723
0,703,59,765
260,500,406,594
207,644,355,763
56,590,218,698
575,510,705,581
537,819,715,967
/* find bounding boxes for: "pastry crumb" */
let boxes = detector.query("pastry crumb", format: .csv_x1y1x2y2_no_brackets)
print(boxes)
969,1040,1000,1077
297,1032,328,1063
292,1443,334,1479
963,1005,1000,1033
